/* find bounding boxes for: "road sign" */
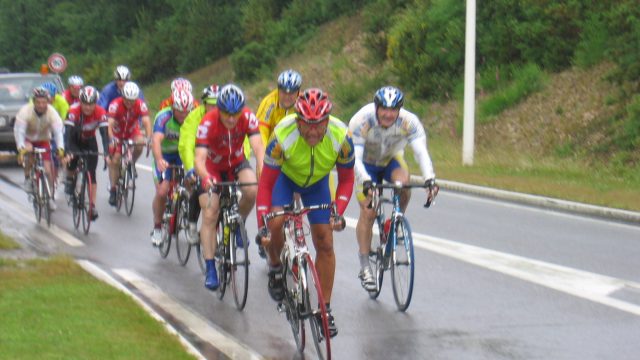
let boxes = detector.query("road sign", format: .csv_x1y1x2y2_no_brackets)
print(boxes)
47,53,67,73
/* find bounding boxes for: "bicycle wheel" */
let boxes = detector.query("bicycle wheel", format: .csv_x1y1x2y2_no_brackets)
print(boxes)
30,176,41,222
303,254,331,360
80,171,92,235
284,258,305,352
391,217,415,312
115,166,124,212
174,194,192,266
41,174,52,227
368,230,385,299
215,221,229,299
72,175,81,229
230,219,249,310
158,204,172,258
124,163,136,216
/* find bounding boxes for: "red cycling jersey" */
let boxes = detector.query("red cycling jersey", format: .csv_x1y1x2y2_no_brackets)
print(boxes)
107,97,149,139
195,106,259,172
65,103,108,140
62,89,80,106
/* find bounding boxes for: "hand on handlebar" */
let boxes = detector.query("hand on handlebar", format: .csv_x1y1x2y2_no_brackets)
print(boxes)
424,178,439,208
330,214,346,232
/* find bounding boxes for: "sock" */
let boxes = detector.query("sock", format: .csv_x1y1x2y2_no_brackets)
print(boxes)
205,259,215,272
154,223,161,229
359,253,370,269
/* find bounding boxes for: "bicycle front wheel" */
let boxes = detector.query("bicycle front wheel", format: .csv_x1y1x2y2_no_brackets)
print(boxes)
230,219,249,310
391,217,415,312
174,194,192,266
41,174,52,227
71,176,81,229
215,221,228,299
30,177,41,222
158,207,172,258
124,163,136,216
303,254,331,360
80,172,92,235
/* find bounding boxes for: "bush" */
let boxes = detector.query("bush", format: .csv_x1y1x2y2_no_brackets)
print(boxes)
230,42,276,82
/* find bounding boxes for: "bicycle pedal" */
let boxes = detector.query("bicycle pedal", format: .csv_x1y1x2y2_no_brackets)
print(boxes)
277,302,287,313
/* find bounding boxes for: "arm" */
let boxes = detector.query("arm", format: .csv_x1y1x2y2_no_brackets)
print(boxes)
194,146,209,184
256,164,280,228
249,133,264,178
152,132,167,172
409,135,435,181
13,109,27,150
51,111,65,152
141,115,152,141
178,107,202,172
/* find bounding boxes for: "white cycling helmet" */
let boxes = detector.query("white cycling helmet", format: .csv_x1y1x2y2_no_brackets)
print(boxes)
68,75,84,87
122,81,140,100
114,65,131,81
172,88,194,112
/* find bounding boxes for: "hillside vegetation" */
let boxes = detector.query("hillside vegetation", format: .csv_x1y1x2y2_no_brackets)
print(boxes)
1,0,638,211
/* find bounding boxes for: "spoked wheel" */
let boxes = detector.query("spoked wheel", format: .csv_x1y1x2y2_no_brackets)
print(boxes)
285,258,305,352
391,217,415,312
216,222,229,300
30,177,41,223
158,206,172,258
80,172,92,235
41,175,52,227
174,194,192,266
115,167,124,212
72,176,81,229
124,163,136,216
230,219,250,310
303,254,331,360
368,246,385,300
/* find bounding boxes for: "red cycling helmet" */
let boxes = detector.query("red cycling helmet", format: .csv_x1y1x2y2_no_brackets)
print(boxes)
295,88,332,123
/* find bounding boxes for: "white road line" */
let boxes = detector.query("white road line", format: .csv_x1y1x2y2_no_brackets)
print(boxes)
344,216,640,316
77,261,207,360
113,269,263,360
136,163,152,172
0,190,84,247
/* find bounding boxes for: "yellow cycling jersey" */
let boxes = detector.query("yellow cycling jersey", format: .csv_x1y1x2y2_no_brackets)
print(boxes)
256,88,297,146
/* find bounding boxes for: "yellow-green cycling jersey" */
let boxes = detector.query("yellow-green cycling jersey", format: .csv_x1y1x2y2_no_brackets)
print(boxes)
264,114,355,187
178,104,206,172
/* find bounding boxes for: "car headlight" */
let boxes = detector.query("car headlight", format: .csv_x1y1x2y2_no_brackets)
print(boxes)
0,115,8,127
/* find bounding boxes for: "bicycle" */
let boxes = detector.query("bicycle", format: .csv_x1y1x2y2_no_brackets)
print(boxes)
66,150,101,235
208,181,255,311
366,181,438,312
262,202,335,359
23,147,53,227
157,165,188,260
113,139,145,216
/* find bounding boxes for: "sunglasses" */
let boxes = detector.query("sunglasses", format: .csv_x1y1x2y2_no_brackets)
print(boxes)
297,117,328,129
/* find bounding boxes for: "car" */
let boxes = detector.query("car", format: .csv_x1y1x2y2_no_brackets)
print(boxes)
0,72,65,153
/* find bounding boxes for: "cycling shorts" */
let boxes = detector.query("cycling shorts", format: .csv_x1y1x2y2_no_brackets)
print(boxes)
153,153,183,183
26,140,52,162
355,156,408,202
200,159,252,194
272,173,331,225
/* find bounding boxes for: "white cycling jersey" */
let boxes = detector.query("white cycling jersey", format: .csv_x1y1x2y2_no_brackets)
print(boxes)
14,103,64,150
348,103,435,184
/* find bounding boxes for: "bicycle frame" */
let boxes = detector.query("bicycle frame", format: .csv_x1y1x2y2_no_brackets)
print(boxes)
158,165,185,258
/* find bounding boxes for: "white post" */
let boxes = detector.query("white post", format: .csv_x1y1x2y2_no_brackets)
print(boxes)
462,0,476,165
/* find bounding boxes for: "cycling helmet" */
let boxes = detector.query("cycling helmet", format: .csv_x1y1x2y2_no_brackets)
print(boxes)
41,82,57,97
201,84,220,104
170,77,192,93
122,81,140,100
114,65,131,81
295,88,332,123
32,86,50,99
277,69,302,93
172,88,194,112
79,86,99,104
373,86,404,109
68,75,84,87
217,84,245,114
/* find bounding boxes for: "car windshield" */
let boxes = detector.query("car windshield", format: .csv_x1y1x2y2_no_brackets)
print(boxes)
0,76,58,105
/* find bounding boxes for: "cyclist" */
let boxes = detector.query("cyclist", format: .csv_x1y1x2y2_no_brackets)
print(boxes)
348,86,438,291
150,89,195,246
106,81,152,206
195,84,264,290
255,88,355,338
41,82,70,120
178,84,220,243
158,77,199,110
63,86,110,220
14,87,65,210
97,65,145,110
63,75,84,105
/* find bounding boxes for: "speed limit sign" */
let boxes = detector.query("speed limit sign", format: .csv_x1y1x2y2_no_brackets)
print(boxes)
47,53,67,73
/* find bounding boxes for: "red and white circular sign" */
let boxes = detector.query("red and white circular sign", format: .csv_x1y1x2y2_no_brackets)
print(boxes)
47,53,67,73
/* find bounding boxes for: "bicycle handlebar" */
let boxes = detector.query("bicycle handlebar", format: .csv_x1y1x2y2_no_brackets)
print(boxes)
366,181,439,208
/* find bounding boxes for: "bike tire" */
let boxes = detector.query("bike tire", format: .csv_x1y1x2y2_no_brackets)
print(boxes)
285,257,305,352
158,201,172,258
32,173,42,223
124,163,136,216
391,217,415,312
42,174,52,227
80,171,92,235
72,175,81,229
231,218,250,311
174,194,192,266
304,253,331,360
216,221,228,299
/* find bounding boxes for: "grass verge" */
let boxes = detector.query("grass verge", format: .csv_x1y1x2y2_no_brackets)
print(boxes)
0,229,20,250
0,256,194,360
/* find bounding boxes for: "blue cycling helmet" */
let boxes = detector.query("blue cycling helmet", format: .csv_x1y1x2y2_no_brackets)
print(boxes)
277,69,302,93
373,86,404,109
41,82,58,97
217,84,245,114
